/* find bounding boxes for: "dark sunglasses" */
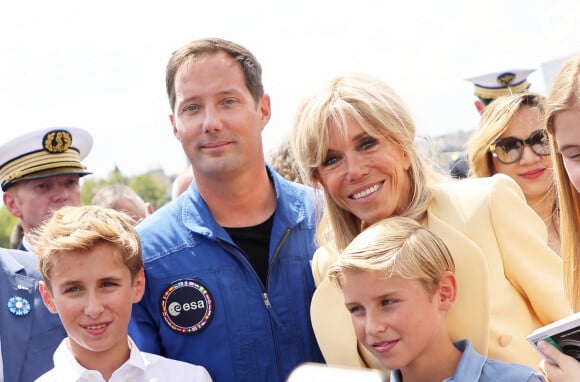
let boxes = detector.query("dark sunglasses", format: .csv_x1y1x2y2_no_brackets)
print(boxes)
489,129,550,164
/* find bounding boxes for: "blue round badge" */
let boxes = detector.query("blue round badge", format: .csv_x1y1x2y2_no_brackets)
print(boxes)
161,279,213,335
7,296,31,316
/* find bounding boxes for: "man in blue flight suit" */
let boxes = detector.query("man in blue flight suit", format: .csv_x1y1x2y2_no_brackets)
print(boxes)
129,38,324,382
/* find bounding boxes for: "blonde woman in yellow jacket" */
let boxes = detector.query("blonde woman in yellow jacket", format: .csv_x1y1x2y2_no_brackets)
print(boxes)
291,73,571,372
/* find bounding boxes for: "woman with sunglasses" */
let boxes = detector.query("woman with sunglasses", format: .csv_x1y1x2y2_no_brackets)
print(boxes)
467,93,560,255
541,53,580,381
291,74,571,373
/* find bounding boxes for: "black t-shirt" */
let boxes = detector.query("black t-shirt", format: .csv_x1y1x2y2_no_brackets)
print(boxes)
224,213,274,286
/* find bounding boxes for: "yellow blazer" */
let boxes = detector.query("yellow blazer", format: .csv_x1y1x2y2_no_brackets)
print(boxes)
310,174,571,371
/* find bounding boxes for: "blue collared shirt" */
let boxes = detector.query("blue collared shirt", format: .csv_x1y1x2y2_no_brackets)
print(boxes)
390,339,544,381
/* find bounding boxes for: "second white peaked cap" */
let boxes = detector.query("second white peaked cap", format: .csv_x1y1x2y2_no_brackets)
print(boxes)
465,69,535,101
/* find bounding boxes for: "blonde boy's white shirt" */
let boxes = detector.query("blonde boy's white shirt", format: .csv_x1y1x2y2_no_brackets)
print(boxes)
34,337,212,382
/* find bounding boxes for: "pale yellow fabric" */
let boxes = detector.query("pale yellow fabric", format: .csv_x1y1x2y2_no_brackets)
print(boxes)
310,174,571,371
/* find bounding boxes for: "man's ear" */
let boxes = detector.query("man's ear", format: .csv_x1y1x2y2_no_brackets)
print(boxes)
145,202,154,216
132,268,146,303
438,271,457,311
39,281,58,314
474,100,485,115
258,94,272,130
3,190,23,219
170,114,180,140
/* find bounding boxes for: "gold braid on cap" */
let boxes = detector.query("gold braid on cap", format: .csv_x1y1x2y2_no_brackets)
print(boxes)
0,149,86,184
474,80,531,100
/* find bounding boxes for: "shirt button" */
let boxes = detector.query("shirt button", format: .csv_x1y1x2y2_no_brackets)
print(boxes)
499,335,512,347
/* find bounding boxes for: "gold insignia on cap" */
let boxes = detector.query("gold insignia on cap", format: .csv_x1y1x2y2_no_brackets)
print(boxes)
43,130,73,154
497,72,516,87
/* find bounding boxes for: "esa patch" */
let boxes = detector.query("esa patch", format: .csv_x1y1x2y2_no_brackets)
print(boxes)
161,279,213,334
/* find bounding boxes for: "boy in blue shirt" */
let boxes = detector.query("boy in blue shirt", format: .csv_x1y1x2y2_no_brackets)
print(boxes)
327,216,544,381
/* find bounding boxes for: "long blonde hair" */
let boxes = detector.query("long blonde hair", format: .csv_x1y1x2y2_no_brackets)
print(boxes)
545,53,580,311
467,93,545,178
292,74,443,251
468,93,559,240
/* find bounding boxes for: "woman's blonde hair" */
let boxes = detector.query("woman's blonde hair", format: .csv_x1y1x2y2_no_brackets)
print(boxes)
467,92,559,237
291,74,443,251
327,216,455,297
467,93,545,178
545,53,580,311
29,205,143,289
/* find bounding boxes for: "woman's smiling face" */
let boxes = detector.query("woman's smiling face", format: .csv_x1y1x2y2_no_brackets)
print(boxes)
491,106,553,201
315,118,412,225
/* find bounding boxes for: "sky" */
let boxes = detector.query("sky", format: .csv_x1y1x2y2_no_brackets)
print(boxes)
1,0,578,180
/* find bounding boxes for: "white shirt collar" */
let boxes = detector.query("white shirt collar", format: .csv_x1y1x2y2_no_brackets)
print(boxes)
49,337,146,382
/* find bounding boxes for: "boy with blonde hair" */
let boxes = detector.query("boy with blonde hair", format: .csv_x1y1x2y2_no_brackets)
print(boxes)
328,216,543,381
29,205,212,381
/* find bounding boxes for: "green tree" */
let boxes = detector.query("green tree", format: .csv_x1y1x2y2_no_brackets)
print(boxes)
129,174,168,210
0,206,19,248
81,167,170,210
81,166,128,205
